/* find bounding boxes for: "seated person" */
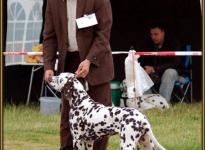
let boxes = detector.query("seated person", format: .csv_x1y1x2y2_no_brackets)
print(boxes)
139,22,185,103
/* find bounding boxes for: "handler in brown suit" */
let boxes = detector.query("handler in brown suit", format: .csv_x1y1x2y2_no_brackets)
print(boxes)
43,0,114,149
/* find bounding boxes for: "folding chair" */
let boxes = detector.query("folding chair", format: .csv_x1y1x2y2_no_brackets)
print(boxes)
173,44,193,103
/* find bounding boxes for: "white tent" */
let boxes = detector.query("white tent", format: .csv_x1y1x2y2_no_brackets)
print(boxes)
6,0,43,66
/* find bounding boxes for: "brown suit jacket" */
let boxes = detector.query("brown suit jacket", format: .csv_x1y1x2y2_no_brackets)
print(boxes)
43,0,114,86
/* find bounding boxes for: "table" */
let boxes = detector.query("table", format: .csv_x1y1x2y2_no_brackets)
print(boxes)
24,63,44,105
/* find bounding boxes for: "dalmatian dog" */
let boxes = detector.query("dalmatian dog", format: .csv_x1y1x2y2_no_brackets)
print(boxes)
120,79,169,112
48,72,166,150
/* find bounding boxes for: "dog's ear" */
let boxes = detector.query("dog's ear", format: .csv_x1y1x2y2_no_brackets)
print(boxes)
62,77,74,100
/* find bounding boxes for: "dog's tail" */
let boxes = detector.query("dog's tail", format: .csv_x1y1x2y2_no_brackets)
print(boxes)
147,126,166,150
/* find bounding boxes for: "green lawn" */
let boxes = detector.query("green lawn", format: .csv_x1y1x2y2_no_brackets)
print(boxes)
3,102,202,150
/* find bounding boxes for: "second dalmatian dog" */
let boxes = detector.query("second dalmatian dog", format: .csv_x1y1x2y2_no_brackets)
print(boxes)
120,79,170,112
48,72,166,150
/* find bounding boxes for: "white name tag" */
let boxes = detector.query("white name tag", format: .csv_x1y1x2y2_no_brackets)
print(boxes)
76,13,98,29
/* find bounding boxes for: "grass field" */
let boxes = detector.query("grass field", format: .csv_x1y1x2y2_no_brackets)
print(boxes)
3,102,202,150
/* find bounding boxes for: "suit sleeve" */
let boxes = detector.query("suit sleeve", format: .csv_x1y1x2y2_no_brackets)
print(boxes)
86,0,112,66
43,0,58,71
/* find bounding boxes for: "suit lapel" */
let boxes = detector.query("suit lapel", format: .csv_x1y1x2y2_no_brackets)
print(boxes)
59,0,67,17
59,0,86,23
59,0,68,31
76,0,86,18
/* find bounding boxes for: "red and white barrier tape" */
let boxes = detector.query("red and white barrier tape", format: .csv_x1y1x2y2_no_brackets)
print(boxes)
3,51,202,56
3,52,43,56
112,51,202,56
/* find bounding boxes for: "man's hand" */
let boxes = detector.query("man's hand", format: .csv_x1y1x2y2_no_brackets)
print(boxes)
44,69,54,82
75,59,91,78
144,66,155,75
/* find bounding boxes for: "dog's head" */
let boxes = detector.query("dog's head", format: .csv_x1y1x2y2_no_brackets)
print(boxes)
48,72,86,105
48,72,75,92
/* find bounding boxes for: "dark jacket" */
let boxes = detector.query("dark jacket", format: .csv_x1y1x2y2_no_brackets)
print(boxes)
43,0,114,86
139,36,184,77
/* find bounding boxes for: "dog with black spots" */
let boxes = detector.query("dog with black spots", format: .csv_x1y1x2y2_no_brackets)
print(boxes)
48,72,166,150
120,79,169,112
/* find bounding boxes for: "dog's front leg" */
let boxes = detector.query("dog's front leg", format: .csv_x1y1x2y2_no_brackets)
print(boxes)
84,140,94,150
73,138,83,150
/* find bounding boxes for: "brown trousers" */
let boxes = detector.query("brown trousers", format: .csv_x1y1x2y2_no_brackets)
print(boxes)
60,52,112,150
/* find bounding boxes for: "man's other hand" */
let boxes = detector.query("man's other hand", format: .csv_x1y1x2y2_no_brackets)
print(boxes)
144,66,155,75
44,69,54,82
75,59,91,78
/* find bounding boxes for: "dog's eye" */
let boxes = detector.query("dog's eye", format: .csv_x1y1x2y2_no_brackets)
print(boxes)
60,79,63,83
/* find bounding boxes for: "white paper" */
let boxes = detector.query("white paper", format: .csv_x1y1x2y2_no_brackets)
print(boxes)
76,13,98,29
